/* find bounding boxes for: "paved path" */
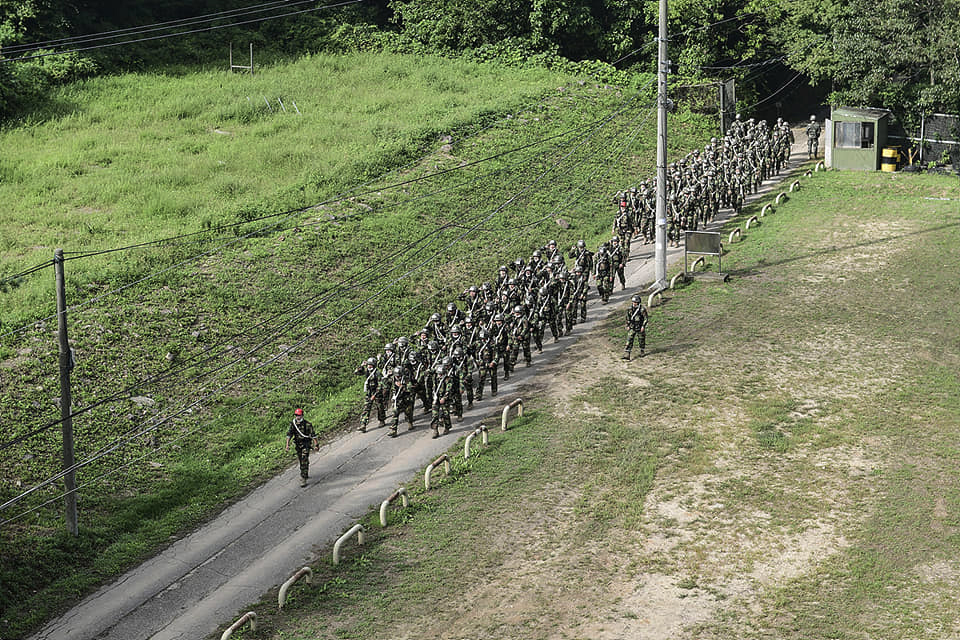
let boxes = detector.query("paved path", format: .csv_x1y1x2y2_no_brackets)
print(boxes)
29,144,810,640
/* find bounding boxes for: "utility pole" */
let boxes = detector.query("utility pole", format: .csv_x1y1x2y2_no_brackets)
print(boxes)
654,0,669,291
55,249,78,536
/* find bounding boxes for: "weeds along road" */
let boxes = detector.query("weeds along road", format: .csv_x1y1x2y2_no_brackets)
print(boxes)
29,142,810,640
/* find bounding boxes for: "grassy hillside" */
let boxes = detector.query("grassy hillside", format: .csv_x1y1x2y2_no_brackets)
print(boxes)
0,51,715,637
238,169,960,640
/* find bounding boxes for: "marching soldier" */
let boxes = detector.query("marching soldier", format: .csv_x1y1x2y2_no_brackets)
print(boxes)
389,366,415,437
595,246,613,303
610,235,627,290
285,407,319,487
474,328,498,400
355,357,386,432
510,304,533,368
623,295,649,361
431,363,454,438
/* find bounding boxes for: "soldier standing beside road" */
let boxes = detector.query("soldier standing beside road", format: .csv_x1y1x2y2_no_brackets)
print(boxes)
623,295,649,361
806,115,822,159
285,408,319,487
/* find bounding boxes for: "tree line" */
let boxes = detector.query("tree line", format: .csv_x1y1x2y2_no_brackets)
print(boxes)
2,0,959,127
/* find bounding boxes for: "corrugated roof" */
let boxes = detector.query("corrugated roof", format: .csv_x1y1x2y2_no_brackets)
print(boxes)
831,106,891,120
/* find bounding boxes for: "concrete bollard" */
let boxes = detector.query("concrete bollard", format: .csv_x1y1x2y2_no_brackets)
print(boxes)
278,567,313,610
775,192,788,205
745,215,759,230
221,612,257,640
728,228,741,244
424,454,451,490
501,398,524,431
464,425,489,459
333,524,365,565
647,290,663,308
379,487,409,527
761,203,773,217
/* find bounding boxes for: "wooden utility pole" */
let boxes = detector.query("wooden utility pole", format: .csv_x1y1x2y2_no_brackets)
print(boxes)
654,0,669,290
55,249,78,536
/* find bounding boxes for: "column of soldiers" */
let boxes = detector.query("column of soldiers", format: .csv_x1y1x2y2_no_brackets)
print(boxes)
349,116,796,441
610,116,794,247
353,237,603,440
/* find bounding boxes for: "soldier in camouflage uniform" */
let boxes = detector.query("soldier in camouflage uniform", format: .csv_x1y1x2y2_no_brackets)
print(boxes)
510,304,533,368
623,295,649,361
408,350,431,415
474,328,498,400
491,312,513,380
431,362,453,438
609,235,627,290
806,115,821,159
285,407,319,487
355,357,387,432
453,346,475,410
388,365,415,436
571,264,590,322
595,246,614,303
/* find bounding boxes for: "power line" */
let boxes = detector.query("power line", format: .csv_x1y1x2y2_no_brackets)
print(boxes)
1,0,309,54
0,0,366,64
0,82,646,518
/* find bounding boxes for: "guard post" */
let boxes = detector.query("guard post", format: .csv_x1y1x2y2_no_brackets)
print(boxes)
683,231,727,282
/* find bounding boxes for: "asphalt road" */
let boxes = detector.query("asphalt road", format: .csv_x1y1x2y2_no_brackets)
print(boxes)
28,146,809,640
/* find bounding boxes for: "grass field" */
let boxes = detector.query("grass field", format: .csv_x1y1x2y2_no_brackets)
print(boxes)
230,169,960,639
0,51,717,638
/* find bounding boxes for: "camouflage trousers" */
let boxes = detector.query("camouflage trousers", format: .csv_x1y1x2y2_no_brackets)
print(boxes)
294,440,312,479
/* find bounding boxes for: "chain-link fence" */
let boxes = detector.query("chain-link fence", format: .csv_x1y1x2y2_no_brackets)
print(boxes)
887,112,960,171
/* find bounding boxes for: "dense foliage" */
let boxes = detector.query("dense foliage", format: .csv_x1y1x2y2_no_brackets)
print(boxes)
3,0,960,124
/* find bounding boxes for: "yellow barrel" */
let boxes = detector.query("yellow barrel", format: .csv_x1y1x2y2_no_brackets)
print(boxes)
881,147,900,172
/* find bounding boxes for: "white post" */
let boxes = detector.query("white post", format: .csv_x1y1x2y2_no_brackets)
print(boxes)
654,0,670,290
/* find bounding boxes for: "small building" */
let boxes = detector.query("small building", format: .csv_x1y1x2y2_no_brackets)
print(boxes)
826,106,891,171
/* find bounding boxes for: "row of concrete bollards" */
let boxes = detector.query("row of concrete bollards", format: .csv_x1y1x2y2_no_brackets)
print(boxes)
680,163,826,285
223,397,528,636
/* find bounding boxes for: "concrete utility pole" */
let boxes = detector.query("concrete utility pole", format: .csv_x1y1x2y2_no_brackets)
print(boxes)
55,249,78,536
654,0,670,290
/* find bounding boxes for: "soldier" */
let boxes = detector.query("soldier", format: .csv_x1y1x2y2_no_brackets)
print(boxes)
431,362,453,438
389,365,415,436
595,246,613,303
408,350,431,415
537,283,559,344
570,239,594,274
285,407,319,487
355,357,386,432
474,328,498,400
623,295,649,361
556,271,575,335
425,312,446,346
458,284,483,316
491,312,513,380
453,346,475,410
544,238,560,261
445,301,465,329
571,264,590,322
510,304,533,368
806,115,821,159
610,235,627,290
